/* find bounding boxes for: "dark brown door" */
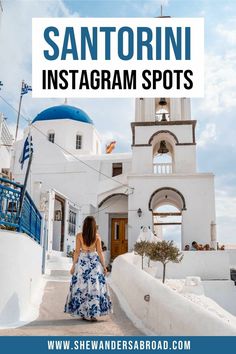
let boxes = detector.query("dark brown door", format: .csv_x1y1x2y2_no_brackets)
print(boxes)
111,218,128,260
55,195,65,252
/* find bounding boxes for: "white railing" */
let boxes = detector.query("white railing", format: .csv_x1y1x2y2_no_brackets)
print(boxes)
153,163,173,174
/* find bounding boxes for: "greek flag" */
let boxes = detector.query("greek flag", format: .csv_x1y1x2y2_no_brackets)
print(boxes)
0,81,3,90
19,134,33,169
21,82,32,95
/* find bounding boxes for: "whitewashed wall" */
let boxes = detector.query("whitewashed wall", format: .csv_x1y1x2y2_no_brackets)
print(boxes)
0,230,42,327
203,280,236,316
33,119,101,155
151,251,230,280
226,250,236,267
111,253,236,335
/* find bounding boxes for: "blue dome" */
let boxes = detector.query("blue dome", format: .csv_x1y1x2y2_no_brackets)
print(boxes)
32,105,93,125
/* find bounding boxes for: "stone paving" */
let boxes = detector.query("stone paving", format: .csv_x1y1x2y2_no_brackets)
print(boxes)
0,280,143,336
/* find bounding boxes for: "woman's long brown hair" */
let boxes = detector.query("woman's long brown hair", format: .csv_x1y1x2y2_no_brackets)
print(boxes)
82,216,97,246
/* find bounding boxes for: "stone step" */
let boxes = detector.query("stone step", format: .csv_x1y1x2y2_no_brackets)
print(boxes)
50,270,70,277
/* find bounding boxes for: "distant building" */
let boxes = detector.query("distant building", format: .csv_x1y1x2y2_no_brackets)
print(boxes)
11,97,217,260
0,113,13,178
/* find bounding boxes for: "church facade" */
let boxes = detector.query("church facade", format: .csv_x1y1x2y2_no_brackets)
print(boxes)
11,97,216,260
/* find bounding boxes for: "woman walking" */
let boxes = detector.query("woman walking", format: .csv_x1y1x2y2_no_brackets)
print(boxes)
64,216,112,321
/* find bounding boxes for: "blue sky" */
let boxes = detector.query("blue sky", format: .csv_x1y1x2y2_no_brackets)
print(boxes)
0,0,236,244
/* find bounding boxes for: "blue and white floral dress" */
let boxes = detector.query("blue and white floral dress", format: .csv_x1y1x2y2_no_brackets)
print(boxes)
64,251,112,319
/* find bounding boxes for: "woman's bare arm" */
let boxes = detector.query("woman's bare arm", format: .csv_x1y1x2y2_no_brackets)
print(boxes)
70,233,81,274
96,236,107,274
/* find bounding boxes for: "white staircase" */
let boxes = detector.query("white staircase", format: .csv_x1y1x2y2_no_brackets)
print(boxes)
44,251,72,281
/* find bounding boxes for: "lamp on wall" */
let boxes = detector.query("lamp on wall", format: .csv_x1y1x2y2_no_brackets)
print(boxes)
137,208,142,217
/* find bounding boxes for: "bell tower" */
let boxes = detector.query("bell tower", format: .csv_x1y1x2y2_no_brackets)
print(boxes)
135,97,191,122
129,95,216,251
132,97,196,174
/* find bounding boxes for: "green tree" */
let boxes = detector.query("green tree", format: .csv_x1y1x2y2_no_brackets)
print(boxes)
148,241,183,283
134,241,150,270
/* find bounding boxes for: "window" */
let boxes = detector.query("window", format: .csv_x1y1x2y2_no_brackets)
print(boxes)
48,132,55,143
112,163,123,177
76,134,82,150
68,210,76,235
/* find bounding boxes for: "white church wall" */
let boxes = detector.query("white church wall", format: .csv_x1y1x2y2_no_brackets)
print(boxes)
174,145,196,173
92,129,101,154
131,146,153,174
110,253,236,336
128,173,216,249
97,212,109,249
0,230,42,327
32,120,97,155
128,179,153,250
98,154,132,180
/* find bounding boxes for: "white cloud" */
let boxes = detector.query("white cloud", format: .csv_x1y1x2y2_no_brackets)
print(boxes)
215,189,236,219
215,189,236,245
216,21,236,46
196,53,236,114
0,0,80,123
198,123,216,147
194,18,236,115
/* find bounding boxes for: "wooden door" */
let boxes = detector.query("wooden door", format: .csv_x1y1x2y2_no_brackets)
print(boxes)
111,218,128,260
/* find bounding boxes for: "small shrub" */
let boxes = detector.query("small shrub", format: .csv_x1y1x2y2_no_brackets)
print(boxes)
148,240,183,283
134,241,150,269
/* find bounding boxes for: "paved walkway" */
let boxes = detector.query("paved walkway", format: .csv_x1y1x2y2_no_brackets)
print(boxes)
0,280,143,336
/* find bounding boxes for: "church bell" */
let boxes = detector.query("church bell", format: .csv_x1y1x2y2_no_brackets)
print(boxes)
159,98,167,106
158,140,169,154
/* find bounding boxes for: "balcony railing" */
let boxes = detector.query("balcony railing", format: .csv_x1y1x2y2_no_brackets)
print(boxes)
0,178,41,243
153,163,173,174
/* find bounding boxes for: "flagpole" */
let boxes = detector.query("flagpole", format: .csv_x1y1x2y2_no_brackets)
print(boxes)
18,150,33,222
15,80,24,142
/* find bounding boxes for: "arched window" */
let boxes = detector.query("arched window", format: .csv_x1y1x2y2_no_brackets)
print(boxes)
150,132,177,174
153,205,182,250
153,141,174,174
48,130,55,143
149,187,186,250
76,134,82,150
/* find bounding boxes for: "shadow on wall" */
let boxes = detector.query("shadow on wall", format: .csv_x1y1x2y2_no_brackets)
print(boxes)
0,293,20,326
